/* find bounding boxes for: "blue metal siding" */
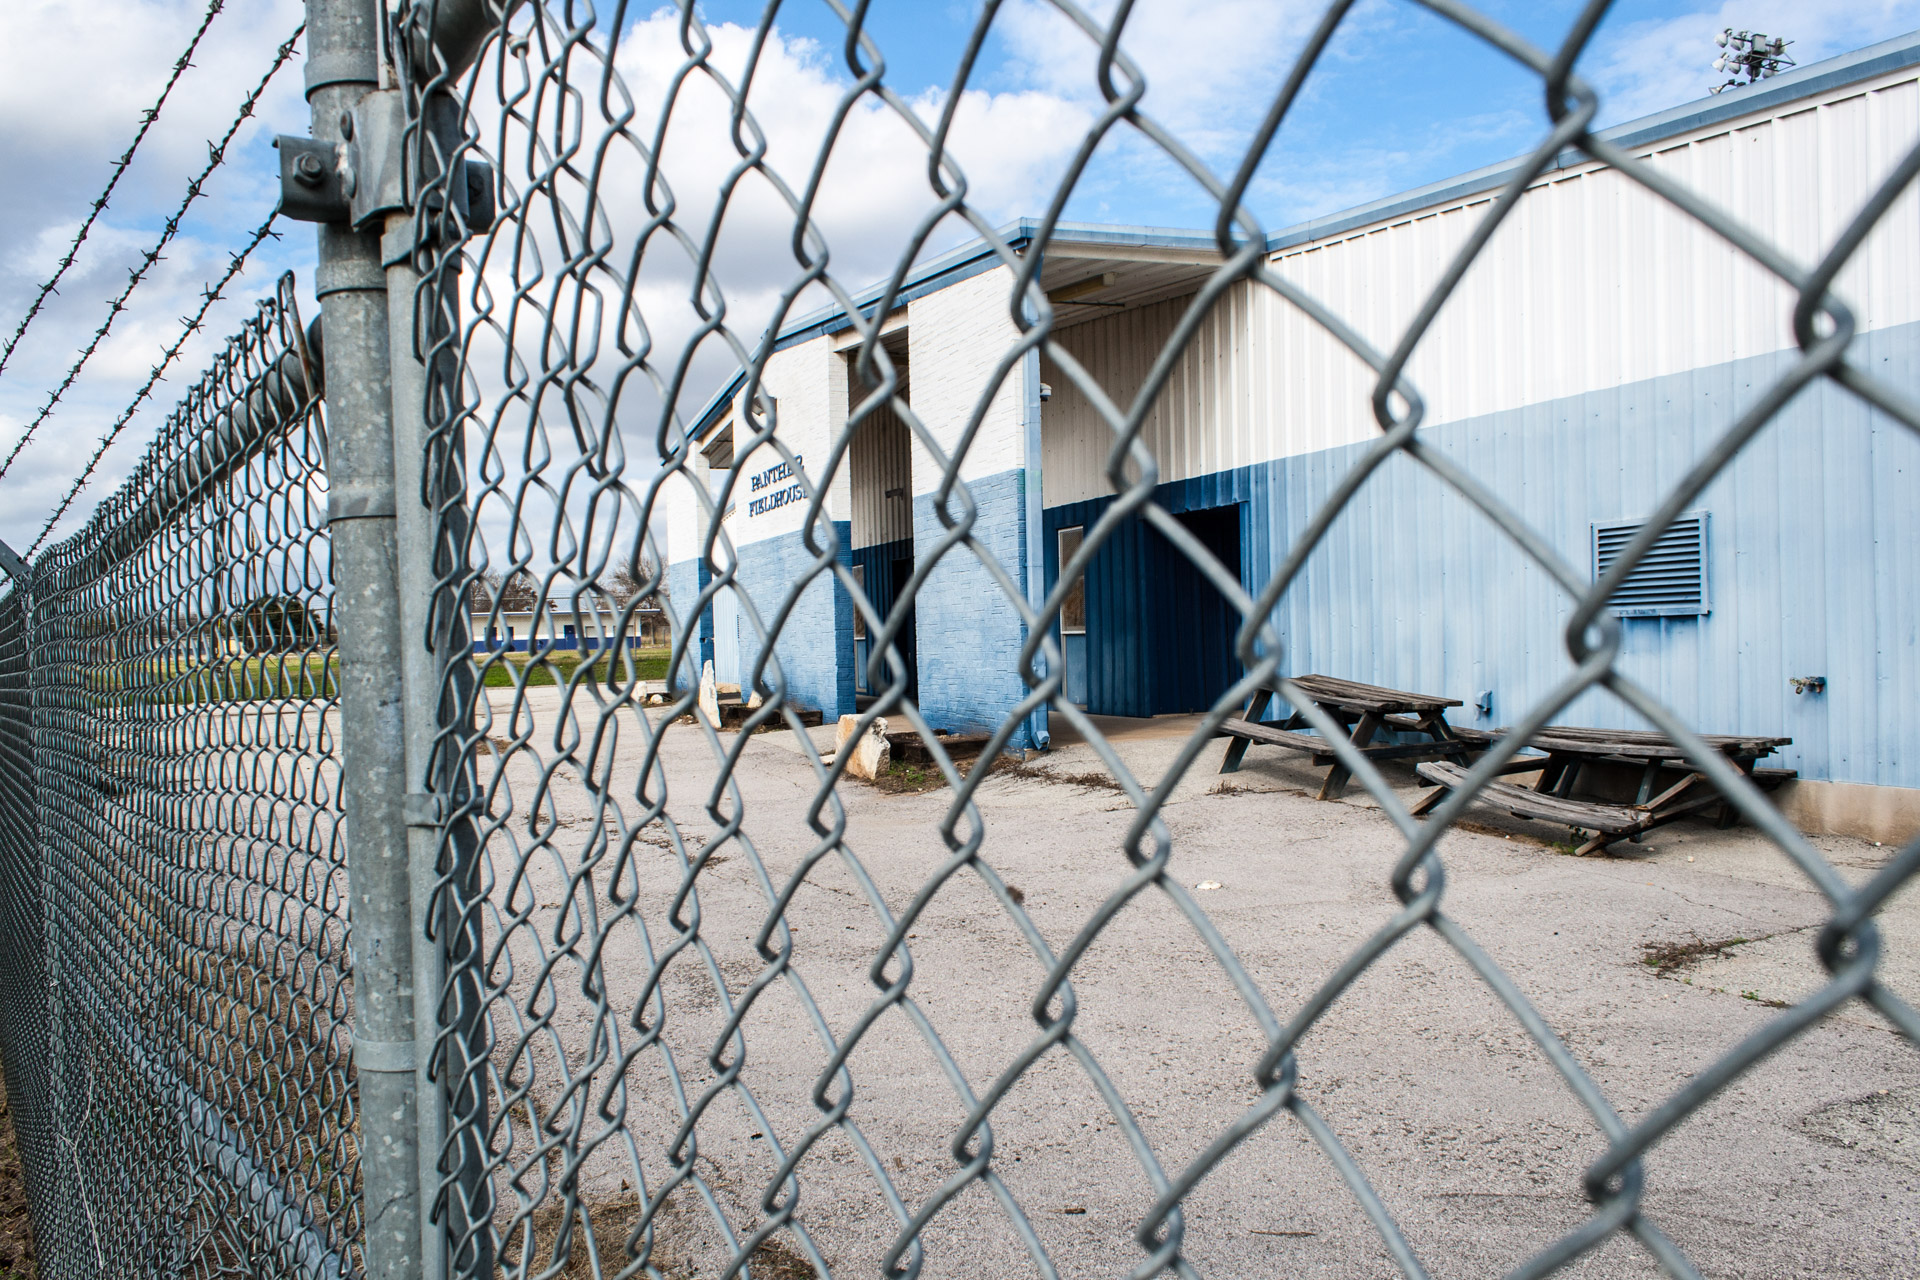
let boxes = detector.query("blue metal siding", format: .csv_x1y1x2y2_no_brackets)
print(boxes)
1037,320,1919,786
1043,474,1252,718
1272,322,1920,786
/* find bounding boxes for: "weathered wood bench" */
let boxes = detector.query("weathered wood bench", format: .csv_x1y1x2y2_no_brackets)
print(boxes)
1414,761,1654,854
1413,727,1794,853
1219,674,1488,800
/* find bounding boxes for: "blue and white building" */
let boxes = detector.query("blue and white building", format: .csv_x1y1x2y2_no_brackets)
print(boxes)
664,34,1920,835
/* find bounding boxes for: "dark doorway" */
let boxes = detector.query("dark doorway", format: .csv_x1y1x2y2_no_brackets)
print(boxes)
886,554,919,704
852,541,917,706
1149,505,1243,714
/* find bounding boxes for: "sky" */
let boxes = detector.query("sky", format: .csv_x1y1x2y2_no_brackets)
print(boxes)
1,0,1916,556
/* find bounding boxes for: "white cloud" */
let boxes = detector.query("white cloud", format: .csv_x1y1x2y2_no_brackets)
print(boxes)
0,0,313,551
1585,0,1920,126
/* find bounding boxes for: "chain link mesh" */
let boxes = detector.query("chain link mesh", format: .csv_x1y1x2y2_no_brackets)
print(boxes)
4,1,1920,1278
383,2,1920,1277
0,279,358,1278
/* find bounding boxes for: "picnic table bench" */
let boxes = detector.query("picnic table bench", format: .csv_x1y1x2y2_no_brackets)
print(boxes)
1219,674,1490,800
1412,726,1793,854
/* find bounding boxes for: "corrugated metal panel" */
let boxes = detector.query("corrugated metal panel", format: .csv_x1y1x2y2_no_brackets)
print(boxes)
1266,67,1919,455
851,537,915,695
849,365,914,549
1038,66,1920,509
1043,479,1250,718
1037,318,1919,786
1258,320,1920,788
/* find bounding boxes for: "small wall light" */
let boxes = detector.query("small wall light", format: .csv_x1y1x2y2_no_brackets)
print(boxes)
1788,676,1826,695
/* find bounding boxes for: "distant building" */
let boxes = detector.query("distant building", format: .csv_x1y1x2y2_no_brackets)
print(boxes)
661,35,1920,823
469,580,668,653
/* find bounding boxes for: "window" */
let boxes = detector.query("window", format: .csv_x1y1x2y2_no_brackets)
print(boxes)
851,564,867,640
1057,526,1086,634
1592,511,1709,617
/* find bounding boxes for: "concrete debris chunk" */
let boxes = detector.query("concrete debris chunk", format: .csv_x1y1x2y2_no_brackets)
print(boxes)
698,660,719,726
834,713,891,781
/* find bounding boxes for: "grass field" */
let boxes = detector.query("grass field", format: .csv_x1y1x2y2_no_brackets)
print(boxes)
90,652,340,705
87,646,678,701
476,646,672,688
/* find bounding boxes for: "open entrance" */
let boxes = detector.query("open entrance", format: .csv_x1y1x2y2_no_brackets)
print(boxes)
848,340,917,705
1048,498,1245,719
1151,504,1242,714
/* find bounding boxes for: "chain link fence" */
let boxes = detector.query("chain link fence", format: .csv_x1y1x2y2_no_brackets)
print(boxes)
2,1,1919,1277
0,281,356,1278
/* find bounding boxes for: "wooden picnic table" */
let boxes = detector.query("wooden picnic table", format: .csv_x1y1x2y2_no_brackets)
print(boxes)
1218,674,1490,800
1412,725,1793,854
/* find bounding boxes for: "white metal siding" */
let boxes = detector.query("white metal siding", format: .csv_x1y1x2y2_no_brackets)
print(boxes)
1269,69,1920,455
849,365,914,548
1040,67,1920,506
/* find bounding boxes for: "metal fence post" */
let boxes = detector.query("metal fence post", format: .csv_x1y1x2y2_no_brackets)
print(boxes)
387,192,488,1280
303,2,422,1276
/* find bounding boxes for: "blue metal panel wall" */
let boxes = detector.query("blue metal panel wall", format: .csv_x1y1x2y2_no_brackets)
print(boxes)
851,537,914,696
666,560,701,693
1044,318,1920,787
913,470,1035,748
1256,322,1920,787
1042,473,1255,718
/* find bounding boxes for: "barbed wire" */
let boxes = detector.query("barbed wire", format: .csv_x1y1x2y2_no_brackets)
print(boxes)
0,21,303,486
24,214,282,558
0,0,229,387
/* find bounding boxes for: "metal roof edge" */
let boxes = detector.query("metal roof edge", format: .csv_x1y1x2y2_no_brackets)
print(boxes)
686,219,1221,439
1265,28,1920,253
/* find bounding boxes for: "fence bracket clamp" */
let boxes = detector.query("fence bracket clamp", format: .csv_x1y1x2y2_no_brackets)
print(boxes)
404,792,445,828
274,135,351,224
274,90,495,236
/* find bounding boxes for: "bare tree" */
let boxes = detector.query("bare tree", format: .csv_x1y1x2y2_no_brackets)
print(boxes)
599,565,641,605
470,569,537,611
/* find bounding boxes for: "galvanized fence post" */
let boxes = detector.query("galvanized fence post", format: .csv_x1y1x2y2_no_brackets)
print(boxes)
386,179,488,1280
301,1,423,1276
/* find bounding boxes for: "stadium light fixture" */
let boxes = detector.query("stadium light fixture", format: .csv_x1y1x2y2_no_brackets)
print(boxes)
1711,28,1794,94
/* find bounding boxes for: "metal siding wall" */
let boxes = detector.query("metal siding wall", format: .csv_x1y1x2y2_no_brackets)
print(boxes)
1260,321,1920,788
1037,69,1920,512
1043,476,1256,719
849,379,914,550
851,537,914,693
1038,318,1917,786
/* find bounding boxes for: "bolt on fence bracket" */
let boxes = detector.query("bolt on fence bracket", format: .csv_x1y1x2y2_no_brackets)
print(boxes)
280,89,495,240
274,135,350,224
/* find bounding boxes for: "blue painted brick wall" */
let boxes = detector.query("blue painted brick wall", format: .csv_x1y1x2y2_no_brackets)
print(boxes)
668,520,854,716
913,468,1035,750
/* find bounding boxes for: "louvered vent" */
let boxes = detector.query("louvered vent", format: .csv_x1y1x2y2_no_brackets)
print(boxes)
1592,512,1709,617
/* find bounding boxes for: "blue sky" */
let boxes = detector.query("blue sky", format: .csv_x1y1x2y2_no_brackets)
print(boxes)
1,0,1916,552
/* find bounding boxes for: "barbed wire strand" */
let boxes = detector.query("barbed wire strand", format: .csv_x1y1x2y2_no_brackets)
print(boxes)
24,215,282,558
0,22,303,486
0,0,230,386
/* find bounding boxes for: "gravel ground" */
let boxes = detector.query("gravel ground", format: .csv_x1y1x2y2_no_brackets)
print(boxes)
0,1066,34,1279
466,685,1920,1279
